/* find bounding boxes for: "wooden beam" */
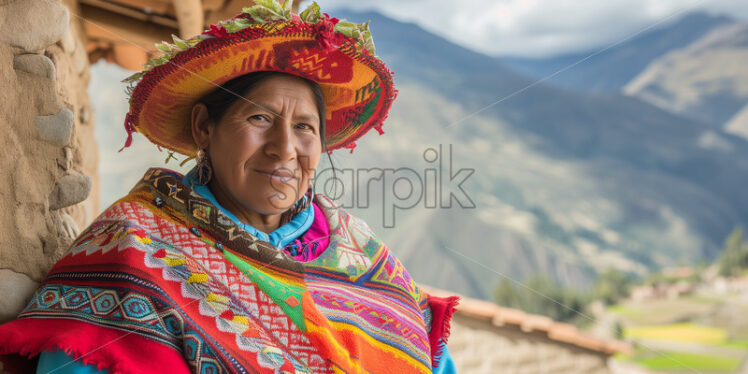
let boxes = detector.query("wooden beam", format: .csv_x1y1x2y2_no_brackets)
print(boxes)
202,0,226,12
105,0,175,16
79,0,178,29
172,0,204,38
204,0,249,25
80,3,176,52
112,43,149,71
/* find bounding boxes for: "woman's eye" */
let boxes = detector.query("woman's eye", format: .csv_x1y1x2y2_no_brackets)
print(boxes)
295,123,314,131
248,114,270,123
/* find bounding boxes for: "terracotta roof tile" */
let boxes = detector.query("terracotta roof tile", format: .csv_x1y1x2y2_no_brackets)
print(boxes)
422,286,632,355
495,307,527,326
520,314,554,332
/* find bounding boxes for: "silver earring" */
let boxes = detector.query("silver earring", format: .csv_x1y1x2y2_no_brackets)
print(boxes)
194,148,212,185
295,179,314,212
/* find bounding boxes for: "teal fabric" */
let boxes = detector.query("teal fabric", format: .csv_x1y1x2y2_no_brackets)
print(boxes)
38,347,455,373
36,350,106,374
433,342,458,374
183,175,314,248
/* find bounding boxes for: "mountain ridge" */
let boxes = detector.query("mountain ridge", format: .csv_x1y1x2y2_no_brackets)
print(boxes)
498,12,735,93
93,10,748,299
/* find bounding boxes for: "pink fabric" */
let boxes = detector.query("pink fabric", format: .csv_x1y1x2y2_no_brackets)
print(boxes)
284,201,330,262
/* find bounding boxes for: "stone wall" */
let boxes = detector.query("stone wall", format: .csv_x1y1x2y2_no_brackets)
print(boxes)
448,314,611,373
0,0,97,323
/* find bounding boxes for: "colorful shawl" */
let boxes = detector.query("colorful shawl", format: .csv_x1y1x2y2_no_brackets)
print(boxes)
0,168,458,374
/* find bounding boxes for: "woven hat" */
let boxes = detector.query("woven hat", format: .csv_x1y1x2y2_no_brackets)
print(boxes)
121,0,396,155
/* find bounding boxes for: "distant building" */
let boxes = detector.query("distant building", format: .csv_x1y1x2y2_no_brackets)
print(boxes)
661,266,694,279
630,281,694,302
712,274,748,294
629,285,655,302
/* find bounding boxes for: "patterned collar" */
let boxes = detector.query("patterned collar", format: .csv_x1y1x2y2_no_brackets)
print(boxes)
133,168,306,273
180,174,315,248
134,167,384,281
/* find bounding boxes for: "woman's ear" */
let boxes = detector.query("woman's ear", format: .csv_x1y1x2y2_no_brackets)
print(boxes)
191,103,212,149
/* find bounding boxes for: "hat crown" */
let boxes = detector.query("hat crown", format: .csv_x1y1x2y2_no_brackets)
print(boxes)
123,0,375,85
121,0,396,156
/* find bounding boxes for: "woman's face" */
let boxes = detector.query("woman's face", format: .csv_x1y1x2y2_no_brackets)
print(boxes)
192,75,323,215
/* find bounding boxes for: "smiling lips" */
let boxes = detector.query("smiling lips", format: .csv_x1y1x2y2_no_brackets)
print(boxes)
254,168,298,182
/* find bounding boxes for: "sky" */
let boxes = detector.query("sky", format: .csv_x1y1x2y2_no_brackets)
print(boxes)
313,0,748,58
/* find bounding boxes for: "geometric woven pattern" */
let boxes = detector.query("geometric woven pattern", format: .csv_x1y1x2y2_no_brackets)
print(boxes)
96,202,330,373
0,168,443,374
40,284,155,331
304,195,432,368
23,283,227,372
65,205,328,373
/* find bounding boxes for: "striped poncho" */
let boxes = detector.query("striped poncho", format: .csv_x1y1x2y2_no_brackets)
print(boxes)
0,168,458,373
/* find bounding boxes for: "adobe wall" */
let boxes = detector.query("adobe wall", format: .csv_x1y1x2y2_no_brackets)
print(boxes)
0,0,98,323
448,314,611,373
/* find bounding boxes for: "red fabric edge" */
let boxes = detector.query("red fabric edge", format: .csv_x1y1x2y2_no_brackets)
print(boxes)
0,318,191,374
426,294,460,368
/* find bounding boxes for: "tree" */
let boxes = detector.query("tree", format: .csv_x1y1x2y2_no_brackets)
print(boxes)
493,274,590,324
494,278,521,309
613,320,625,340
594,268,634,305
718,227,748,277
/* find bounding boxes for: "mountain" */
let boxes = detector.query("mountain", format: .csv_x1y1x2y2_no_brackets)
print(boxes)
624,22,748,129
499,12,748,134
93,11,748,300
326,10,748,297
499,12,733,93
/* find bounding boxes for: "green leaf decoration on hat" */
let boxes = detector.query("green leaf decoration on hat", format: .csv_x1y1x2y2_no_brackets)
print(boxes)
121,0,376,85
335,20,375,53
223,18,253,33
242,0,292,23
299,2,321,23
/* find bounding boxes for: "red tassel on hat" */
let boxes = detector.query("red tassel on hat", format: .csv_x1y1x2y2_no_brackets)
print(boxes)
374,124,384,135
343,142,356,153
119,113,135,152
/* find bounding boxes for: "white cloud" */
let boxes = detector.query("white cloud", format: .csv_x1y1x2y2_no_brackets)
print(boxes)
312,0,748,57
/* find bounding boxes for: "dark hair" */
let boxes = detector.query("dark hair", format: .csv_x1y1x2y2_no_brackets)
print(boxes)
198,71,327,150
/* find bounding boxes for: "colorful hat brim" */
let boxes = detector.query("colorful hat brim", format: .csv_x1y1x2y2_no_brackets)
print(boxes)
125,21,396,156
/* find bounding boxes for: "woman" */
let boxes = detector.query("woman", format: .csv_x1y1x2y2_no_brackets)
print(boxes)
0,1,458,373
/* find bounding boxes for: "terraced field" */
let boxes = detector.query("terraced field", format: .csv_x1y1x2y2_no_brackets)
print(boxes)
610,292,748,373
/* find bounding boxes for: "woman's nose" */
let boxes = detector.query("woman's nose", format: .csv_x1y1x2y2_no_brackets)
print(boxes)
264,120,296,160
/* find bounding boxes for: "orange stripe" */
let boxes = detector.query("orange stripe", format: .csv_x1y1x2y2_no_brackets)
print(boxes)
301,293,430,374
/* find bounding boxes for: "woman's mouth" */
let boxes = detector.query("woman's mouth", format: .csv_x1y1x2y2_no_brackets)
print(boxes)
254,168,297,182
